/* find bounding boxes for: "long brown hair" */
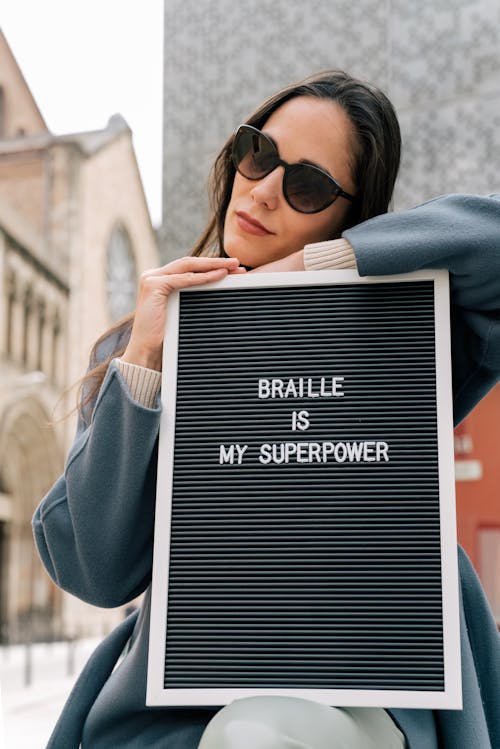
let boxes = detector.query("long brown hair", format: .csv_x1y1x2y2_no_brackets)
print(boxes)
79,69,401,419
77,315,133,424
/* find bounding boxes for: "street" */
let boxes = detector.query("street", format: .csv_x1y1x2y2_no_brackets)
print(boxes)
0,638,100,749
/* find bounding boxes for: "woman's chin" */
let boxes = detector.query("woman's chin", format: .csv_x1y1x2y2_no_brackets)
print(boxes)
223,241,255,269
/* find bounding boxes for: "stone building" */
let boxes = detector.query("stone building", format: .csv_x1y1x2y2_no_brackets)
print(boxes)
0,28,159,643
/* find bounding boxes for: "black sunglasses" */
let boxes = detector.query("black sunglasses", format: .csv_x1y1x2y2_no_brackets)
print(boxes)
231,124,356,214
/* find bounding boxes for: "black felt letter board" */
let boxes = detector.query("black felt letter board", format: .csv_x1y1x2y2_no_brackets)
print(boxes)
147,272,461,710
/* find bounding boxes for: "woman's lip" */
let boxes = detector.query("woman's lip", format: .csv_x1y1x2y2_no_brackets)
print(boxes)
236,212,274,236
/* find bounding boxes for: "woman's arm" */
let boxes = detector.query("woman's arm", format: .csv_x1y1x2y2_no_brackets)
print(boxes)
32,357,162,608
343,193,500,424
256,194,500,425
33,256,244,608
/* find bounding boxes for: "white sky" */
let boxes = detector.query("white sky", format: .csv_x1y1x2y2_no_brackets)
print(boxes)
2,1,164,226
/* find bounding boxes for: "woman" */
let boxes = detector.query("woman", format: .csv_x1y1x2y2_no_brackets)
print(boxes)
33,71,500,748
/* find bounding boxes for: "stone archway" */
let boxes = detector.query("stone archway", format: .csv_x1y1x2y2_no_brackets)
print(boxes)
0,395,63,643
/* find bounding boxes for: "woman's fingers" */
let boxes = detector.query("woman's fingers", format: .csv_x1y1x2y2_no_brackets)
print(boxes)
142,256,240,278
160,266,232,292
138,266,233,296
138,257,246,296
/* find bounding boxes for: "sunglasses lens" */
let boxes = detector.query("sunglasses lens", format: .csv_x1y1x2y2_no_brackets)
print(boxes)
285,164,339,213
233,128,277,179
232,126,344,213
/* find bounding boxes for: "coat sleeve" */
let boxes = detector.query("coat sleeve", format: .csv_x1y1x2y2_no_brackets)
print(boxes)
32,358,161,608
344,193,500,424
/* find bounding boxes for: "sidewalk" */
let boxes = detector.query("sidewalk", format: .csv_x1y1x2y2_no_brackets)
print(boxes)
0,639,100,749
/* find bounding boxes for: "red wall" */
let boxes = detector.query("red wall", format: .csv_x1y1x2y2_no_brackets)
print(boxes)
454,384,500,575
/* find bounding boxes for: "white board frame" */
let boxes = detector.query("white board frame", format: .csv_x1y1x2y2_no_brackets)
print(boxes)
147,269,462,710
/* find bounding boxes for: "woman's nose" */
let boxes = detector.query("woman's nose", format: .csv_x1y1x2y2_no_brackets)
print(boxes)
250,166,283,210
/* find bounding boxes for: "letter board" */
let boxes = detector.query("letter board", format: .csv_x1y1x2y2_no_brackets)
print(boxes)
147,270,461,710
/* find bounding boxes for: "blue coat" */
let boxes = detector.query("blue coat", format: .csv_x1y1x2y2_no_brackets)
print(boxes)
33,194,500,748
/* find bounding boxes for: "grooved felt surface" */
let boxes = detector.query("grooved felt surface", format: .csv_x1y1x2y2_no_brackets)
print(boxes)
164,282,444,690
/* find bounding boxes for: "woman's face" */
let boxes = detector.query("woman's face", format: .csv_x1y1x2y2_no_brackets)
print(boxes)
223,95,357,268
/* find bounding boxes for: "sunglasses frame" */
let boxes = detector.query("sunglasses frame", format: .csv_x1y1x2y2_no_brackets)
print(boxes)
232,124,356,214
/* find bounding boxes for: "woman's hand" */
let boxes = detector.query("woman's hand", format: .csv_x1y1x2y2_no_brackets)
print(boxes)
249,249,305,273
122,256,243,370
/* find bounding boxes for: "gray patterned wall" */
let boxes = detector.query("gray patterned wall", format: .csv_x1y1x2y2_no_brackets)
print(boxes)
161,0,500,262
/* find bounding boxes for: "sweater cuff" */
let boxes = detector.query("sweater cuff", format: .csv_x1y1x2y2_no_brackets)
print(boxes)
114,358,162,409
303,238,358,271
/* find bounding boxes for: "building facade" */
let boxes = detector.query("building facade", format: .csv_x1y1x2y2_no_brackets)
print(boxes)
0,29,159,643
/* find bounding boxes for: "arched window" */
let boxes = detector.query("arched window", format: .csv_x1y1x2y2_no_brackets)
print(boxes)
5,269,16,358
37,298,46,372
105,225,137,322
51,308,61,383
0,87,5,139
22,284,33,367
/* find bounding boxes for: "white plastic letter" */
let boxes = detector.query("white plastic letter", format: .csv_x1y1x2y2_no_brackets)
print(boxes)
258,379,271,399
219,445,235,464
